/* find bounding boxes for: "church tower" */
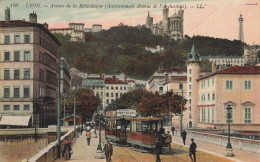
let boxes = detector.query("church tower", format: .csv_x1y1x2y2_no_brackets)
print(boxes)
187,44,200,128
146,11,153,28
238,13,244,42
163,4,169,34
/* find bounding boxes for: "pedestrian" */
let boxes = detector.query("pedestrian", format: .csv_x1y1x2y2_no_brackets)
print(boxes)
171,126,175,136
80,125,83,135
162,131,172,152
189,138,197,162
181,130,187,145
62,137,72,160
86,130,91,146
104,140,113,162
154,138,162,162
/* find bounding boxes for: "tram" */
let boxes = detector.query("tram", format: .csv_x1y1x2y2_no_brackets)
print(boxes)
105,117,165,151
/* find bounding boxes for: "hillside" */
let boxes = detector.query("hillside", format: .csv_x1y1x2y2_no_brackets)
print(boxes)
55,26,243,79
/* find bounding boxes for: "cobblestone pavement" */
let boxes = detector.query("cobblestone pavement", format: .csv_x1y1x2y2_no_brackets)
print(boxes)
171,133,260,162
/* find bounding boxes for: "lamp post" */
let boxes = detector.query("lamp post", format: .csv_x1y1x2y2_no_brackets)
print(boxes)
73,86,76,138
63,94,66,126
92,111,97,138
95,106,105,159
180,83,184,136
57,50,61,158
226,105,234,157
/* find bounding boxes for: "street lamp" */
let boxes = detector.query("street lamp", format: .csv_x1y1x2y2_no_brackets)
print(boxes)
95,106,105,159
92,111,97,138
57,50,61,158
63,94,66,126
180,83,184,136
226,105,234,157
73,86,77,138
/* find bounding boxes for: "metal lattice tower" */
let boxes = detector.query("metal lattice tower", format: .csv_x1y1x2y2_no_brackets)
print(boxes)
238,13,244,42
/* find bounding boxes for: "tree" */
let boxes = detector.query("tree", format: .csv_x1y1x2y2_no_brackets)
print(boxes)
162,91,187,115
61,87,101,124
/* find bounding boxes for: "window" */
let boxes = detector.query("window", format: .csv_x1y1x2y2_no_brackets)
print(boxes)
189,92,191,97
226,107,233,123
179,84,183,90
208,80,210,87
208,108,210,122
111,86,114,90
14,35,20,43
189,69,191,74
4,69,10,80
14,87,20,98
189,107,191,111
245,107,251,123
14,51,20,61
244,80,252,90
39,69,44,81
208,93,210,101
24,87,30,98
189,114,192,119
212,108,215,123
189,77,191,82
24,35,30,43
212,92,215,100
124,87,126,90
101,92,103,97
14,69,20,79
159,87,163,92
189,85,191,89
226,80,233,90
120,86,123,90
111,93,114,97
5,35,10,44
189,99,191,104
212,78,215,86
24,105,30,111
116,93,118,98
4,105,10,111
4,51,10,61
116,86,118,90
14,105,20,111
24,51,30,61
4,87,10,98
106,99,109,104
106,93,109,97
24,69,30,79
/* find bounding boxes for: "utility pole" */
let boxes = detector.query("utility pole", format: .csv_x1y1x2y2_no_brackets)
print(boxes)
74,87,76,138
63,94,66,126
57,50,61,158
180,83,183,136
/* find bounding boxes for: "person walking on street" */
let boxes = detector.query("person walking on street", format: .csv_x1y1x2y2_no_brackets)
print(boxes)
104,140,113,162
80,125,83,135
86,130,91,145
154,138,162,162
62,137,72,160
171,126,175,136
181,130,187,145
162,131,172,152
189,138,197,162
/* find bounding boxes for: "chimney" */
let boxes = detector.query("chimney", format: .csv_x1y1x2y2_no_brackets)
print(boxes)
212,63,216,72
165,73,169,82
29,11,37,23
5,7,10,21
42,22,48,29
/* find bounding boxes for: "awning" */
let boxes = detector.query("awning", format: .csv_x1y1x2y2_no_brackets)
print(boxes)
0,116,32,126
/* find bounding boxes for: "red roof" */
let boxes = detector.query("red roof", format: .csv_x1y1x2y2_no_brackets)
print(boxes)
198,66,260,81
171,76,187,81
128,80,136,83
105,77,127,84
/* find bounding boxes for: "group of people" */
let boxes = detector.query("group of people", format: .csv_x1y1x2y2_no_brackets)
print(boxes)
154,128,197,162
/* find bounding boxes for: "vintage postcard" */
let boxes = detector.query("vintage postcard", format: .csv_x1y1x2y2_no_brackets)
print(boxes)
0,0,259,161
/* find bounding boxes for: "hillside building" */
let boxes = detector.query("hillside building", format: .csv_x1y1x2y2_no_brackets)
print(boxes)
0,8,61,128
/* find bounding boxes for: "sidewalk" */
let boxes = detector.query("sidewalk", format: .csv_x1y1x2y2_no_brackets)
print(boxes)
171,132,260,162
56,131,106,162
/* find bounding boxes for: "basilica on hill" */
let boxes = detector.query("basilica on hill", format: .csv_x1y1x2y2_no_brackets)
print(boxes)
146,5,184,40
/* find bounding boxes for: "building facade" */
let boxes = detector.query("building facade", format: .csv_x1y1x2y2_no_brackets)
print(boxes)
60,57,71,94
0,9,61,128
91,24,102,32
197,66,260,131
146,5,184,40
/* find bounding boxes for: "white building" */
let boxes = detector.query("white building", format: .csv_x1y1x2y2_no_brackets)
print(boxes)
92,24,102,32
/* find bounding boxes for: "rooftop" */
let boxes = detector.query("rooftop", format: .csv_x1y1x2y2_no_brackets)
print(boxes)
105,77,127,84
198,65,260,81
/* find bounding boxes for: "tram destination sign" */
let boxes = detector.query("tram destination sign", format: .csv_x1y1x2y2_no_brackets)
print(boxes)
116,109,136,117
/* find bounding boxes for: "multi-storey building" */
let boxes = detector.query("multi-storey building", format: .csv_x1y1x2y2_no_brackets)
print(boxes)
0,8,61,128
49,23,85,42
197,66,260,131
82,74,105,108
60,57,71,93
91,24,102,32
104,76,129,108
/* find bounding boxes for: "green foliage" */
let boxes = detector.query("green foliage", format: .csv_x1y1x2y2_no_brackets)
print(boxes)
55,26,244,79
200,58,212,71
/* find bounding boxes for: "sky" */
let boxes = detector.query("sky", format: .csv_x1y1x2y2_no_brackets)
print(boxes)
0,0,259,45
